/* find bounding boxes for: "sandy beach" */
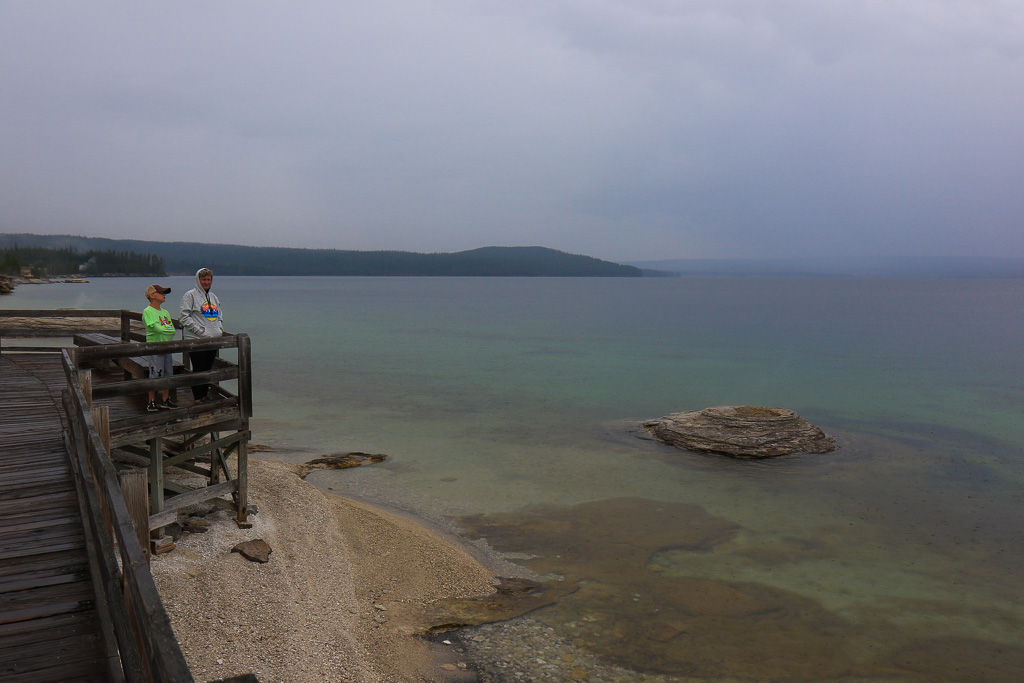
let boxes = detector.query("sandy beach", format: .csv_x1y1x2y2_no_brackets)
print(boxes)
151,458,498,682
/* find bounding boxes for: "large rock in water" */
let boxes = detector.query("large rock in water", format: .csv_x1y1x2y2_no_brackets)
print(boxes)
643,406,835,458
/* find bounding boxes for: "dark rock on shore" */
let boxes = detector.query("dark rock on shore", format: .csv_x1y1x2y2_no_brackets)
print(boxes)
294,452,387,478
231,539,272,563
643,405,835,457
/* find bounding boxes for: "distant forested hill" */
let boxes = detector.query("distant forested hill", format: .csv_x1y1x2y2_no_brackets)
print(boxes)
1,245,165,277
0,234,641,277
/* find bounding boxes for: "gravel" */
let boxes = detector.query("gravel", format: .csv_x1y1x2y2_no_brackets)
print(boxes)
151,458,497,682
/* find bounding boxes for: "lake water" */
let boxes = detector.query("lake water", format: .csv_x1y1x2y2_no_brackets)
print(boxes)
6,276,1024,681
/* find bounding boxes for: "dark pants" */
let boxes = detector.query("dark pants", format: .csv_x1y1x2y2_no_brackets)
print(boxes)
189,349,218,401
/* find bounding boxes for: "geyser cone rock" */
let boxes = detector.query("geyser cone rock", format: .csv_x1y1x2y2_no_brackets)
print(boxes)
643,405,835,458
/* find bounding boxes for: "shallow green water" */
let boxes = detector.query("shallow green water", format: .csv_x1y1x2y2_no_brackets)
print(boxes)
7,276,1024,680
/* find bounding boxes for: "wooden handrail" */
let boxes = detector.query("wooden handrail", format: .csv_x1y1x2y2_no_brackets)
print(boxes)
74,334,239,362
0,308,126,317
0,309,181,344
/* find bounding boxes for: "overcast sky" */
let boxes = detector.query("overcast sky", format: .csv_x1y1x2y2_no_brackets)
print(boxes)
1,1,1021,262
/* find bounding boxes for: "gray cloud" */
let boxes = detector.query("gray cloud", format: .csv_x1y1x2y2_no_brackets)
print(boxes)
1,0,1021,261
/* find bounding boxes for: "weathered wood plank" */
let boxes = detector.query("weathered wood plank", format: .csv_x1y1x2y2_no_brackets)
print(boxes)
110,409,243,449
0,491,79,516
73,334,238,362
0,540,87,562
0,309,124,318
147,480,237,529
0,512,83,534
0,609,98,644
0,549,88,578
0,577,96,612
92,366,238,399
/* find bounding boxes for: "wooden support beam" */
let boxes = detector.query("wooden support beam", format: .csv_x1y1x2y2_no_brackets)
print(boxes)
147,480,237,529
236,438,249,527
109,410,244,449
148,438,164,516
162,431,248,469
210,433,221,485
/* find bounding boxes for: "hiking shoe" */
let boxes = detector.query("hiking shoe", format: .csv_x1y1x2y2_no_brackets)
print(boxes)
159,398,179,410
146,401,159,413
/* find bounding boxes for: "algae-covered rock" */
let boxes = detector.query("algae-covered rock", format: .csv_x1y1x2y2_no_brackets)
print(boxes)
643,405,835,457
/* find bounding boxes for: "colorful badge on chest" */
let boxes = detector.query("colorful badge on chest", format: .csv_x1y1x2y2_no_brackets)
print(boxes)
201,301,220,321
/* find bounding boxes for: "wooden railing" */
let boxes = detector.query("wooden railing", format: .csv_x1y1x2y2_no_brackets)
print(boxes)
71,334,252,418
1,308,252,419
0,308,129,351
62,351,194,682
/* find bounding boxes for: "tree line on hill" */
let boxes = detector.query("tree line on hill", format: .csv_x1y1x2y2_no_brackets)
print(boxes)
0,245,166,278
0,234,642,277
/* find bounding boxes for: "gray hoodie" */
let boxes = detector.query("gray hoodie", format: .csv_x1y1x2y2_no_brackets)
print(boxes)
179,268,224,339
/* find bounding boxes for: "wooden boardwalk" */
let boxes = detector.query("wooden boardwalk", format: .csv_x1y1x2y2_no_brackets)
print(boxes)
0,354,112,682
0,309,252,681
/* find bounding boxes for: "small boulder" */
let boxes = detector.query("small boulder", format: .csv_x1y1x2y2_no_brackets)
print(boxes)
643,405,835,458
231,539,272,563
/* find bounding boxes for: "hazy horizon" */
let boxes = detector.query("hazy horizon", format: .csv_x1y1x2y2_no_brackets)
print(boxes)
5,231,1024,279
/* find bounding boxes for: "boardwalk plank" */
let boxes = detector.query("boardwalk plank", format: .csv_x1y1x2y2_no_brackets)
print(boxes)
0,491,79,516
0,525,87,555
0,609,98,645
0,355,109,681
0,513,82,534
0,649,108,683
0,551,89,581
0,579,96,615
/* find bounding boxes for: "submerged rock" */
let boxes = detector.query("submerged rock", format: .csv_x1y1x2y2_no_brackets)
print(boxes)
643,405,835,457
292,452,387,478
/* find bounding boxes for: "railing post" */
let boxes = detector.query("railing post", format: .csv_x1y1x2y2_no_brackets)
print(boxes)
90,404,110,455
118,469,151,564
79,368,93,408
120,310,131,343
237,333,252,418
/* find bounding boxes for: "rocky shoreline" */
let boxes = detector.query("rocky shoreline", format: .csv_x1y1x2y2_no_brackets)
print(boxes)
152,457,690,683
0,275,92,294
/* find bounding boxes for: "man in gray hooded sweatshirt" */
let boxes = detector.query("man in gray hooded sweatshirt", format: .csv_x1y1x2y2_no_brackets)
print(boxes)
179,267,225,404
